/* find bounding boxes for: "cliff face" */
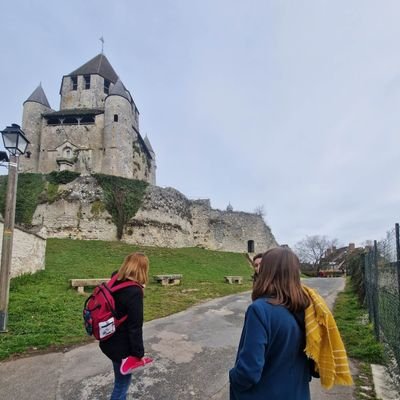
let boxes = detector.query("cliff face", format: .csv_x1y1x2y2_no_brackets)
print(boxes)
31,176,277,253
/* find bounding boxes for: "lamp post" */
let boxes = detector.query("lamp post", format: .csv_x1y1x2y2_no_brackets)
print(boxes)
0,124,29,332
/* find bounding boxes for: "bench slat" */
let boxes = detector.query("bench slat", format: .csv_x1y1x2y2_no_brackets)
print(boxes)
70,278,109,287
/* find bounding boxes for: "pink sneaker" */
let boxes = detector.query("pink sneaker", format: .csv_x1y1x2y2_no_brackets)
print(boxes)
120,356,153,375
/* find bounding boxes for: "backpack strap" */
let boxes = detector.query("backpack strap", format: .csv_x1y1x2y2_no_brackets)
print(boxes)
106,274,143,294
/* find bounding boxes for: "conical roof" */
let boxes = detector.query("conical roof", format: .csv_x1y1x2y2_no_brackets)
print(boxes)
68,53,118,83
108,79,130,101
24,84,51,108
144,135,155,154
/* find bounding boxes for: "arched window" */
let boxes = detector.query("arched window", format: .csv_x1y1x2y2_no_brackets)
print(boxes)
114,114,118,122
247,240,255,253
63,147,72,158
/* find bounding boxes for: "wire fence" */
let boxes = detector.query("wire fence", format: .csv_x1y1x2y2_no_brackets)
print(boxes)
357,224,400,387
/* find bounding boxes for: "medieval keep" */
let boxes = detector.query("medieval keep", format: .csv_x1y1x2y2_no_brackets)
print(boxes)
20,53,156,184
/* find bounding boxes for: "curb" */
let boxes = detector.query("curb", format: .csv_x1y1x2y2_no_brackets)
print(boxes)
371,364,399,400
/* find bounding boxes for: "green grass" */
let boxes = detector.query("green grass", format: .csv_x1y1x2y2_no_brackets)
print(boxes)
333,279,385,400
0,239,253,360
334,279,384,364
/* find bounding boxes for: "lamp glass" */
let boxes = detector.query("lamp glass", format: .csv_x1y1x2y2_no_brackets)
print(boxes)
2,131,18,155
16,134,29,154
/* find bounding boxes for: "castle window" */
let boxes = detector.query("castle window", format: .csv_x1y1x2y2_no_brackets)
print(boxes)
104,79,110,94
247,240,255,253
63,147,72,158
84,75,90,89
71,76,78,90
80,115,95,124
47,118,60,125
63,117,79,125
114,114,118,122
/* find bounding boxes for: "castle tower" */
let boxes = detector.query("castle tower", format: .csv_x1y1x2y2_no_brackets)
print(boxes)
59,53,118,110
20,84,52,172
102,79,134,178
144,135,157,185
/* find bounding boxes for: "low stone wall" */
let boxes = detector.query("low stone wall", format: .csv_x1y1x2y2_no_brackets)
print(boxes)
0,223,46,278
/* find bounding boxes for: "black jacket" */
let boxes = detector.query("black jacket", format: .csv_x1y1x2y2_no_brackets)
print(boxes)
99,279,144,362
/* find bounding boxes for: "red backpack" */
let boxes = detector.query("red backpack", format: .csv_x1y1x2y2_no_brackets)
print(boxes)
83,274,142,341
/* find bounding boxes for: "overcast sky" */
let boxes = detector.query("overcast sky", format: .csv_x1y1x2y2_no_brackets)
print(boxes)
1,0,400,247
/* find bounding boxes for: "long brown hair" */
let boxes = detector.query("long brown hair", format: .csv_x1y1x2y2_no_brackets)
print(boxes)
252,247,309,312
117,252,149,285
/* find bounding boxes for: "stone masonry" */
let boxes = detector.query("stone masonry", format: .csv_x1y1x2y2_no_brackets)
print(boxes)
31,176,277,253
19,54,156,184
0,222,46,278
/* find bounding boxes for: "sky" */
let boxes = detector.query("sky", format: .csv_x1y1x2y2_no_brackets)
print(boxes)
1,0,400,247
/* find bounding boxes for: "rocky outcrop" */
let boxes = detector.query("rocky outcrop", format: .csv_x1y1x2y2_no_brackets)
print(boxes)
30,176,277,253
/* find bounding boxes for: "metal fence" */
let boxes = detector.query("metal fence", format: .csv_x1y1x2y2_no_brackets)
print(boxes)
362,224,400,385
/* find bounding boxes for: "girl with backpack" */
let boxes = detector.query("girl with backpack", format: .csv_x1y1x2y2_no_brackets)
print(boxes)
99,252,150,400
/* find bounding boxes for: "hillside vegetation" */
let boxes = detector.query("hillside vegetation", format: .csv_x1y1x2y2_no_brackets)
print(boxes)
0,239,252,360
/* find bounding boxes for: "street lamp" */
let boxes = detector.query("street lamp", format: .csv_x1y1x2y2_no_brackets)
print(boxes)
0,124,29,332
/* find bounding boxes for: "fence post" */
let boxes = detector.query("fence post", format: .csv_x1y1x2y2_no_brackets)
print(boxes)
373,240,380,341
360,252,366,303
365,248,373,323
396,223,400,297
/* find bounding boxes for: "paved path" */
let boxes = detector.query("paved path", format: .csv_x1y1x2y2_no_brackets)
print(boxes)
0,277,354,399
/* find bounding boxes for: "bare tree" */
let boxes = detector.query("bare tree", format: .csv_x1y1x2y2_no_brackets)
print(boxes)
295,235,338,272
254,205,265,217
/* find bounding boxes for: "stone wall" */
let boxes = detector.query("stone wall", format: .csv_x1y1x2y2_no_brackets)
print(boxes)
29,176,277,253
0,223,46,278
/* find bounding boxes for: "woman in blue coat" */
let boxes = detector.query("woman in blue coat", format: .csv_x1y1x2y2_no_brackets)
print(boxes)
229,247,311,400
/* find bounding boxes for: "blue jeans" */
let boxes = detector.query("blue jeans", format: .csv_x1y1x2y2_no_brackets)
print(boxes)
111,361,132,400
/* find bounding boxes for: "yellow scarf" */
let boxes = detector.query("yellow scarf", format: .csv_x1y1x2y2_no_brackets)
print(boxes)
302,285,353,389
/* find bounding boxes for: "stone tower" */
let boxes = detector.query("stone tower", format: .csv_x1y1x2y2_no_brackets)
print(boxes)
19,53,156,183
20,84,53,172
102,79,135,177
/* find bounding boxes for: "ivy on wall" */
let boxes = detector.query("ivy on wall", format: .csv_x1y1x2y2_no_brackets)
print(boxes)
0,171,148,237
46,171,80,185
0,173,46,226
0,171,81,226
93,174,148,239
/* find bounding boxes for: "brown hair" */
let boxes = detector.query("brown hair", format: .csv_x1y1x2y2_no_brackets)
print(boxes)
253,253,263,262
117,252,149,285
252,247,309,312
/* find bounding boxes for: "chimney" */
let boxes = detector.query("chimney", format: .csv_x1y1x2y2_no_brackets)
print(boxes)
348,243,355,251
326,248,332,256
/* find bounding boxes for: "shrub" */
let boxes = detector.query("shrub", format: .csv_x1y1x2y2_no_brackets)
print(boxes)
93,174,148,239
46,171,80,185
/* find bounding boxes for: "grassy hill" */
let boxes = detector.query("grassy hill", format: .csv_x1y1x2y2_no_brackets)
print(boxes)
0,239,253,360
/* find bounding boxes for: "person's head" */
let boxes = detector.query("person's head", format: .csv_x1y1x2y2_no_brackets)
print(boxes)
252,253,263,273
252,247,309,312
117,252,149,285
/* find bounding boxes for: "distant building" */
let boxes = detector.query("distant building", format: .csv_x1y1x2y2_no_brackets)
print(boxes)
20,53,156,183
320,243,359,272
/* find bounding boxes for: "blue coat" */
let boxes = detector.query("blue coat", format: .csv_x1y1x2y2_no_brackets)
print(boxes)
229,298,311,400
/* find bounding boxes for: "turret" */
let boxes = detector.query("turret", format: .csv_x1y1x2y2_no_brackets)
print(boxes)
20,84,52,172
144,135,157,185
102,79,134,178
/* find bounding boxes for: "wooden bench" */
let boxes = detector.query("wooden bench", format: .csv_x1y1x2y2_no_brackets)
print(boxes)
70,278,108,294
225,276,243,284
153,274,182,286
